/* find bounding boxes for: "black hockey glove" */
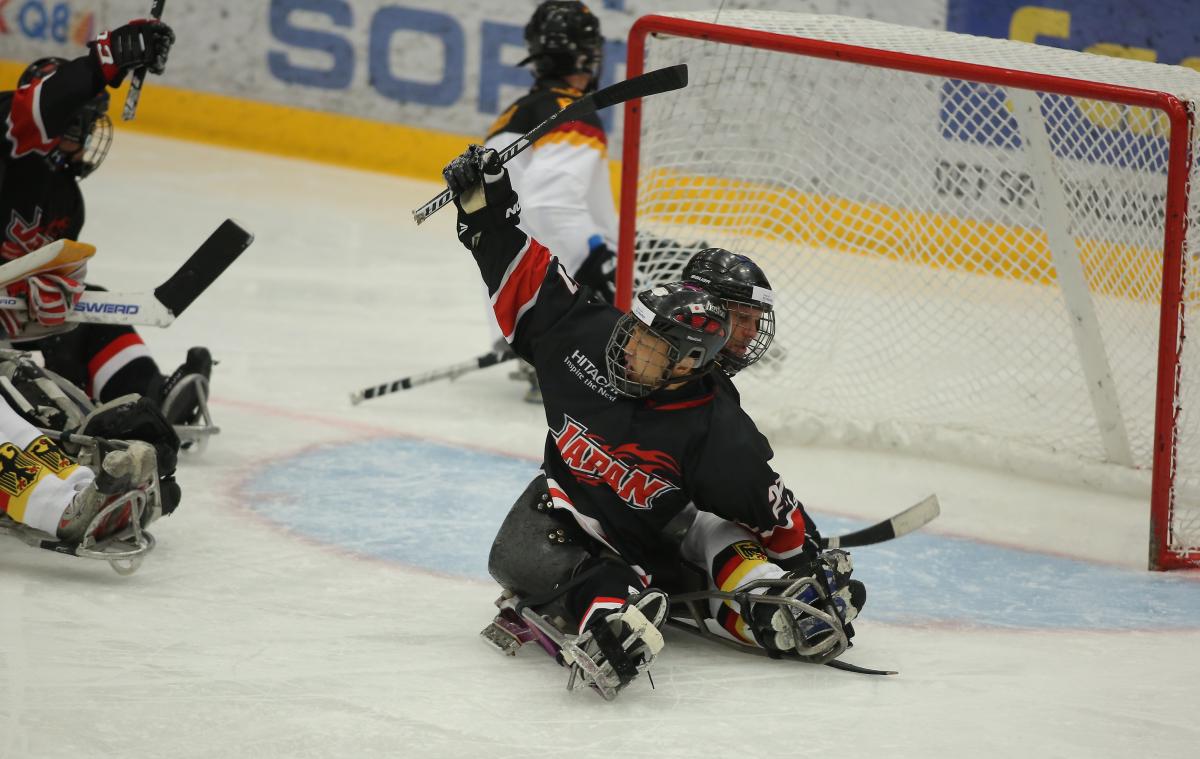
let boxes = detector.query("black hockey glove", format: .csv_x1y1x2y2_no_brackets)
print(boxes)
802,549,864,629
573,239,617,304
444,145,521,250
74,395,181,478
91,20,176,86
444,144,502,196
746,549,865,657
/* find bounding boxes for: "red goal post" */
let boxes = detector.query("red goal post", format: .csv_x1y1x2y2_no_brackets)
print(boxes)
616,11,1200,570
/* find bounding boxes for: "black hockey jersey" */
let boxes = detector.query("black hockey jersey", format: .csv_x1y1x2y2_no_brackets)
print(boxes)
0,55,105,262
461,195,819,582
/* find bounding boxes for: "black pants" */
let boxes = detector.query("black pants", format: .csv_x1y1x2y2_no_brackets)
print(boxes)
20,320,161,404
489,475,647,632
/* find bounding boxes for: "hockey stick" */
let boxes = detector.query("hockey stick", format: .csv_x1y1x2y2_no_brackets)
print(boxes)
819,494,940,549
664,617,897,676
412,64,689,224
350,347,517,405
0,220,253,327
122,0,166,121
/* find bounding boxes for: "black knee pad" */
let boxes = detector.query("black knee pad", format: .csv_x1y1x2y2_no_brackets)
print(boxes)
78,395,180,476
488,475,592,598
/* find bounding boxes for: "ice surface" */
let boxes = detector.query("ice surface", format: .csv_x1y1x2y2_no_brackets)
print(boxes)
0,134,1197,759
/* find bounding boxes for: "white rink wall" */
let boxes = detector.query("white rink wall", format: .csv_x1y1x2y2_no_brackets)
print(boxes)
0,0,946,148
4,1,1196,179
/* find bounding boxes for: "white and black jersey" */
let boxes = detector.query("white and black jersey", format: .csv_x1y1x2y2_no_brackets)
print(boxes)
484,79,619,279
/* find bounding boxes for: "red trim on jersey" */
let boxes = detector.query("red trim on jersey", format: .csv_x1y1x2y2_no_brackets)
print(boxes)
492,238,551,338
547,484,571,503
6,80,56,158
87,332,145,378
544,119,607,145
579,596,627,633
761,520,807,558
589,596,627,608
644,393,714,411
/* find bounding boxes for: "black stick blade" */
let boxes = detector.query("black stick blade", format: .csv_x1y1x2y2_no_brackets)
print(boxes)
153,219,253,319
592,64,688,110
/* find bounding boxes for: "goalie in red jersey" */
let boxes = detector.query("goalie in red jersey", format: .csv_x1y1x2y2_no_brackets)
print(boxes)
0,20,212,442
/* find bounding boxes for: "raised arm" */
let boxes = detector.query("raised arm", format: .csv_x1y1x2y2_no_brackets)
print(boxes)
443,144,588,362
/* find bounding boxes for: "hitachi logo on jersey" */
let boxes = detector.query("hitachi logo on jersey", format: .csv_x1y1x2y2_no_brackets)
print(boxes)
76,301,140,315
552,415,679,511
564,349,617,401
569,350,611,386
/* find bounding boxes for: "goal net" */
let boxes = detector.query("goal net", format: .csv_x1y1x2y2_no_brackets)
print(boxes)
616,11,1200,570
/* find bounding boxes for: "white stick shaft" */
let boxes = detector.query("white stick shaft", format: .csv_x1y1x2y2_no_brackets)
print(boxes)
0,290,172,327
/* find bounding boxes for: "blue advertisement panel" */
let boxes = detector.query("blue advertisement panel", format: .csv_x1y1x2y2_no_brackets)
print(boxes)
939,0,1200,179
948,0,1200,69
929,1,1200,234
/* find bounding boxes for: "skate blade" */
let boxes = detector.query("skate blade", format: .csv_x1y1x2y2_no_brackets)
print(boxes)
480,615,534,656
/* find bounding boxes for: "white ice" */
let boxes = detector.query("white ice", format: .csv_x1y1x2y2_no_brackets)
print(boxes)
1,133,1197,759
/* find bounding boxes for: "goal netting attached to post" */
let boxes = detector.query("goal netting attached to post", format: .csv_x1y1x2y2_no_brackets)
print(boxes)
616,11,1200,570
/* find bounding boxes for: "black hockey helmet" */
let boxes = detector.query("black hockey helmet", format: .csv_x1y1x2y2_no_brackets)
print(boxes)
682,248,776,374
605,282,730,398
520,1,603,84
17,57,112,178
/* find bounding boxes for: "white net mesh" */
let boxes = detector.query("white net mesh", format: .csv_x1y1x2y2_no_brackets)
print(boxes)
624,12,1200,566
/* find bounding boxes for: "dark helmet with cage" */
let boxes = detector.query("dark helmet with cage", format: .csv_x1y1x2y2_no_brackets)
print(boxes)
605,282,731,398
520,1,604,85
17,57,112,178
682,248,776,375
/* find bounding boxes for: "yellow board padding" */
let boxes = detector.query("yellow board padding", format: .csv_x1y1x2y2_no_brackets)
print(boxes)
0,60,26,86
638,171,1166,303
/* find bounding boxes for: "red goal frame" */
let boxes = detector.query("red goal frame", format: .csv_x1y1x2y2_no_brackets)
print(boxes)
616,13,1197,570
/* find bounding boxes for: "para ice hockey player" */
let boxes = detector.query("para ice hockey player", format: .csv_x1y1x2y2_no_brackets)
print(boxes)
443,144,865,700
0,349,181,574
643,247,860,659
482,1,618,402
0,19,214,440
682,247,777,378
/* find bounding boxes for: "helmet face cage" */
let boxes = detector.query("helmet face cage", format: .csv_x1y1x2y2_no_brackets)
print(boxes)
605,284,730,398
682,248,776,374
605,315,680,398
18,58,111,178
524,1,604,82
721,300,776,374
60,96,112,178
